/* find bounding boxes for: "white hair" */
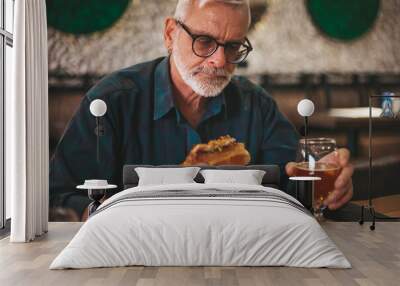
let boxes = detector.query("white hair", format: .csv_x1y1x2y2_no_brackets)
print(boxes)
174,0,250,25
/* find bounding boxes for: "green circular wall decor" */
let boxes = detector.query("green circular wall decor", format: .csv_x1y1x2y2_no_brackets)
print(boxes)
249,1,268,31
46,0,131,35
306,0,380,41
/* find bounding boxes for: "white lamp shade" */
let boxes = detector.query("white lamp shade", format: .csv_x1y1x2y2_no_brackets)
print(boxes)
297,99,315,117
90,99,107,117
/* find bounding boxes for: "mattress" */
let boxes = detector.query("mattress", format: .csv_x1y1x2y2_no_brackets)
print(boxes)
50,183,351,269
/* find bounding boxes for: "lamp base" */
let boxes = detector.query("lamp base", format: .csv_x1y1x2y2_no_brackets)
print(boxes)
87,189,106,216
88,200,102,216
359,204,376,230
359,204,400,231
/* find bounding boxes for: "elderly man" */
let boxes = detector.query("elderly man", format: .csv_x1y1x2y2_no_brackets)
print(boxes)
50,0,353,221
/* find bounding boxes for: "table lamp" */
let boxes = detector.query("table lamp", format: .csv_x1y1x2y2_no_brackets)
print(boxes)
297,99,315,162
76,99,117,217
77,180,117,216
89,99,107,163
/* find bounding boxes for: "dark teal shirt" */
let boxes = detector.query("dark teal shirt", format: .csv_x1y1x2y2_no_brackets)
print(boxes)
50,57,299,218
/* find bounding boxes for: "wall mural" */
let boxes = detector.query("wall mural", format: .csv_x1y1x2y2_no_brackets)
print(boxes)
46,0,131,34
249,0,268,32
47,0,400,76
306,0,380,41
247,0,399,74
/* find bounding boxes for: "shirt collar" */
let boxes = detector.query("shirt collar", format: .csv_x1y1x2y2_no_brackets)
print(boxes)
153,56,227,122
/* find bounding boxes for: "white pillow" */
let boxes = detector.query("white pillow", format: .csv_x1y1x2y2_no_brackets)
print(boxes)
200,169,266,185
135,167,200,186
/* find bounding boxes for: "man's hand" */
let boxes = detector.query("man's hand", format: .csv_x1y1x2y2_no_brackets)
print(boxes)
285,148,354,210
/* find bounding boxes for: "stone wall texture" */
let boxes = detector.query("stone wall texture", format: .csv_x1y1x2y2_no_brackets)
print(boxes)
48,0,400,76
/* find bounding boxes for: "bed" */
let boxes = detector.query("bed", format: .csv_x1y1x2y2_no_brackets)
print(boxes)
50,165,350,269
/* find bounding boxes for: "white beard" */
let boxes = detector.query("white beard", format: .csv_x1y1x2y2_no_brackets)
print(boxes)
172,47,233,98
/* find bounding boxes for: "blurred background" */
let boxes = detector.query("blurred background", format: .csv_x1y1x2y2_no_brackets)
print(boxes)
47,0,400,219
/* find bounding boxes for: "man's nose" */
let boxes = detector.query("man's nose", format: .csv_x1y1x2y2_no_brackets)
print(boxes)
207,46,226,68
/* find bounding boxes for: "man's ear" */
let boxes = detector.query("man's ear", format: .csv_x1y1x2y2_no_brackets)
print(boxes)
164,17,177,54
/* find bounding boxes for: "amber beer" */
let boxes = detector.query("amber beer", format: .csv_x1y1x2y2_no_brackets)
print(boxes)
294,162,340,208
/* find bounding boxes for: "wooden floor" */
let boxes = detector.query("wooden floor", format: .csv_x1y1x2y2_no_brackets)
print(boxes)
1,222,399,286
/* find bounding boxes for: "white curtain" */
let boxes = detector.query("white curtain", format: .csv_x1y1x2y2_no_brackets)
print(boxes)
7,0,49,242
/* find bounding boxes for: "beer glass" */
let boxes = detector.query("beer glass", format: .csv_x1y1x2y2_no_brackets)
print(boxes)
294,138,341,219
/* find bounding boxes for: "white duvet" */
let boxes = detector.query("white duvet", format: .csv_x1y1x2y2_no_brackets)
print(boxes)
50,183,351,269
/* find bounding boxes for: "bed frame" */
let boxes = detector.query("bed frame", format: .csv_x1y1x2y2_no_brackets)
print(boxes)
122,165,280,189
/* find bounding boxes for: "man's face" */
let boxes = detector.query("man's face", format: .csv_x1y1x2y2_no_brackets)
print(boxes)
170,3,250,97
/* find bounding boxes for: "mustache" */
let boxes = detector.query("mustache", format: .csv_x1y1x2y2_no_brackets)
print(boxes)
192,66,230,77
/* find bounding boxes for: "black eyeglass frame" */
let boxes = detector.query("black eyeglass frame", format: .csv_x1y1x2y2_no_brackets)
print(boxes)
175,19,253,64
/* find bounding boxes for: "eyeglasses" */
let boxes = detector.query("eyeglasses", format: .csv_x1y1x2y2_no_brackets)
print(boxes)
175,20,253,64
